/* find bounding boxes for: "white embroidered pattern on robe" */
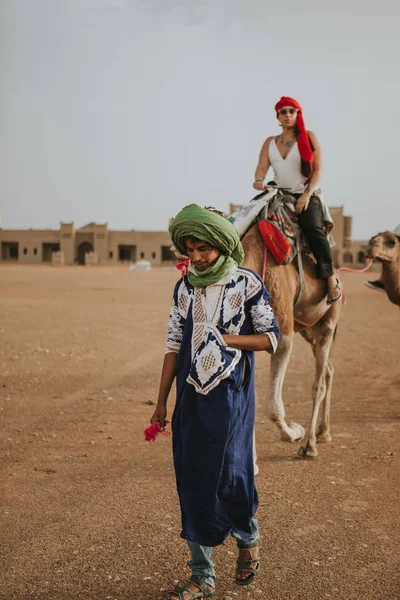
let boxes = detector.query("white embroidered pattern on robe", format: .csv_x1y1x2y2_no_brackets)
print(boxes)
190,286,224,357
194,339,225,386
221,279,247,333
187,324,241,395
242,269,262,301
220,269,262,334
165,280,193,353
250,296,276,333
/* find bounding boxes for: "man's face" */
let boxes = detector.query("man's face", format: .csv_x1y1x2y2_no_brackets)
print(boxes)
185,239,221,271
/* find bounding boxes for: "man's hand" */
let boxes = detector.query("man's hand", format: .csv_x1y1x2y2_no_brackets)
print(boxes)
295,193,311,215
150,404,167,429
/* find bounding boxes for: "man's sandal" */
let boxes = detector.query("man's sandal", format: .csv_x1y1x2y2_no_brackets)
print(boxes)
327,278,342,304
162,575,215,599
235,544,260,586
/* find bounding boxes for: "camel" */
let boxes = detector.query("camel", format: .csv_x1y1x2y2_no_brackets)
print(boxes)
242,226,341,457
366,230,400,307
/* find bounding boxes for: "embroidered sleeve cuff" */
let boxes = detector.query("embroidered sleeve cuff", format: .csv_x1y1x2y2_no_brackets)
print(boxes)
266,332,278,354
165,343,180,354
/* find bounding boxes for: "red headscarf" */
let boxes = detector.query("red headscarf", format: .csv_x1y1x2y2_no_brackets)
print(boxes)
275,96,314,178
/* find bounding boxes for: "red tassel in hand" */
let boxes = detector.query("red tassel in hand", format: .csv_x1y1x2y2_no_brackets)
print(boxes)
144,421,171,442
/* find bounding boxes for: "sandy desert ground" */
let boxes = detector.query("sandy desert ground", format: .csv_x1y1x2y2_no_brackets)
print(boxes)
0,265,399,600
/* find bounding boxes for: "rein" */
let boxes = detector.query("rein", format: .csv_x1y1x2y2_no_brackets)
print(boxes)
336,258,373,274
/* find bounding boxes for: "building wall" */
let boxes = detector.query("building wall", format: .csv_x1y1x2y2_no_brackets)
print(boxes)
0,213,369,268
0,223,174,266
0,230,60,264
94,224,108,263
106,230,173,265
329,207,346,267
133,231,172,264
60,223,75,265
107,230,136,264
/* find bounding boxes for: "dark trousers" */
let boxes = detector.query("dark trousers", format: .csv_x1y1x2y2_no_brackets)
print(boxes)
295,195,333,279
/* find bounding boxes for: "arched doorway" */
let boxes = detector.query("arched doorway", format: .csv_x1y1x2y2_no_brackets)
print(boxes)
77,242,93,265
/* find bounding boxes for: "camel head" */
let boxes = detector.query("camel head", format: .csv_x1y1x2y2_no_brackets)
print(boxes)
365,230,400,264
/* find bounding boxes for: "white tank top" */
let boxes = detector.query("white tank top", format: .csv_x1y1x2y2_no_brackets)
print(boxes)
268,138,308,193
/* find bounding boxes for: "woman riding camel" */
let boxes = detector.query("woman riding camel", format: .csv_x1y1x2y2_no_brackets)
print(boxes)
150,204,280,599
253,96,341,303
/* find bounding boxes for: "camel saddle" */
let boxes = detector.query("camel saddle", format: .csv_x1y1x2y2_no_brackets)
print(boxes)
229,187,305,264
257,192,302,266
229,186,333,263
228,187,311,311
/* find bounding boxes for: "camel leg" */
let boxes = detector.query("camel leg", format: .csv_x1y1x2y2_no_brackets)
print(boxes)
298,322,335,457
300,329,333,443
267,333,305,442
316,360,334,442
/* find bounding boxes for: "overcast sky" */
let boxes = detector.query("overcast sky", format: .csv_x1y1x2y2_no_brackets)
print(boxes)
0,0,398,239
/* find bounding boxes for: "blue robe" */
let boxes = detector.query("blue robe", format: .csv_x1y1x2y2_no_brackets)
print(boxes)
166,267,280,547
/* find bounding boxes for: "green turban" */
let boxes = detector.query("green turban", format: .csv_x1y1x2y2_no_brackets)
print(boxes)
170,204,244,265
169,204,244,287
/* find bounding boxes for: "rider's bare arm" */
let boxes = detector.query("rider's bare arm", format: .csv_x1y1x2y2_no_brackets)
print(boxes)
254,137,273,189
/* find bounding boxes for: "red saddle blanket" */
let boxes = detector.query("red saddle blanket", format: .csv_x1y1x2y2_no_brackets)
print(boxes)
256,193,300,265
258,220,293,265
